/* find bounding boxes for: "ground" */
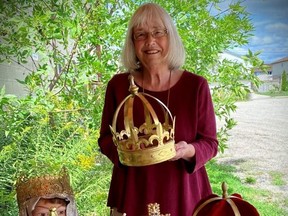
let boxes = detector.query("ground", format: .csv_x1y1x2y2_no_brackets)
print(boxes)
215,93,288,209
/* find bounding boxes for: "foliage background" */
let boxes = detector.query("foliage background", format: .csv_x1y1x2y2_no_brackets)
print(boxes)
0,0,265,215
281,70,287,91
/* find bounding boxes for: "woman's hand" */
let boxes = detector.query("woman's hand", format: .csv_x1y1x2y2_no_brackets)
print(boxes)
170,141,195,161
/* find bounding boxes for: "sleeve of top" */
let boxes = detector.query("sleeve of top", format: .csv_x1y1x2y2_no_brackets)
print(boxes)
185,78,218,173
98,79,121,166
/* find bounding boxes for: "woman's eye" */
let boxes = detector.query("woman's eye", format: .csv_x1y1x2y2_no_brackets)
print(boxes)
58,210,66,215
134,32,146,40
154,32,161,37
33,211,48,216
154,30,165,37
57,207,67,215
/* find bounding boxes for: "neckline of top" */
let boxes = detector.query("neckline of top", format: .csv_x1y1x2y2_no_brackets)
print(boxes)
134,70,186,94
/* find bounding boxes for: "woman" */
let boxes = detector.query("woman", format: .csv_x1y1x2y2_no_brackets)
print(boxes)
98,3,218,215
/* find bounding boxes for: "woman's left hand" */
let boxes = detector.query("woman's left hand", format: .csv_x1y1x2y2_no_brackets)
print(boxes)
170,141,195,161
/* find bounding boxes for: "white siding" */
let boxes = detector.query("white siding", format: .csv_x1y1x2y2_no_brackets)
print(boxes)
0,61,33,97
272,61,288,77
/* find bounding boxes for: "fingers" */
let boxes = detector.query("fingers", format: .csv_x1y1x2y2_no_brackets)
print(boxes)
175,141,188,150
169,141,195,161
170,142,187,161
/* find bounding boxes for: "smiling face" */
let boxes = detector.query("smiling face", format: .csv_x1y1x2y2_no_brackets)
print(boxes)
32,198,67,216
133,19,169,70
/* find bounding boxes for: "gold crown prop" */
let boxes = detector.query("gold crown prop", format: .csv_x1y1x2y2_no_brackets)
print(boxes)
148,203,171,216
16,167,74,208
109,75,176,166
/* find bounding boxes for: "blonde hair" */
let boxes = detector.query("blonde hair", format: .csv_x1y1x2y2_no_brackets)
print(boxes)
121,3,185,72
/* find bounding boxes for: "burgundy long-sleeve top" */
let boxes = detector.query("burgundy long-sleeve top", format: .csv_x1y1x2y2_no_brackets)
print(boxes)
98,71,218,216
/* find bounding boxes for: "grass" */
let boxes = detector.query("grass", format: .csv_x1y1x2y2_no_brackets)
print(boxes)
207,160,288,216
245,176,257,184
270,171,286,186
258,90,288,97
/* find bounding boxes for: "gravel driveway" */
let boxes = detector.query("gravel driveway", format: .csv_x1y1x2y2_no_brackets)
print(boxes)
216,94,288,206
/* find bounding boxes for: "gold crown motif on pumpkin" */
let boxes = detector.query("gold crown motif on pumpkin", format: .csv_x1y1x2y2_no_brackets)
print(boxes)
109,74,176,166
16,167,73,208
193,182,260,216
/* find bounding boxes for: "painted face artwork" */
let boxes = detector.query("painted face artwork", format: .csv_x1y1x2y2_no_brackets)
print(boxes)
32,198,67,216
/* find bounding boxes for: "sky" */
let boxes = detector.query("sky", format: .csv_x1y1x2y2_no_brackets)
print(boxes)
225,0,288,64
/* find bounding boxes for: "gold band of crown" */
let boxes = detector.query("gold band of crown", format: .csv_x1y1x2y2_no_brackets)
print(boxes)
110,75,176,166
16,167,74,208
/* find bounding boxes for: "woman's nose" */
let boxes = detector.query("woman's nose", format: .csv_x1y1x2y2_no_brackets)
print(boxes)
145,33,156,45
